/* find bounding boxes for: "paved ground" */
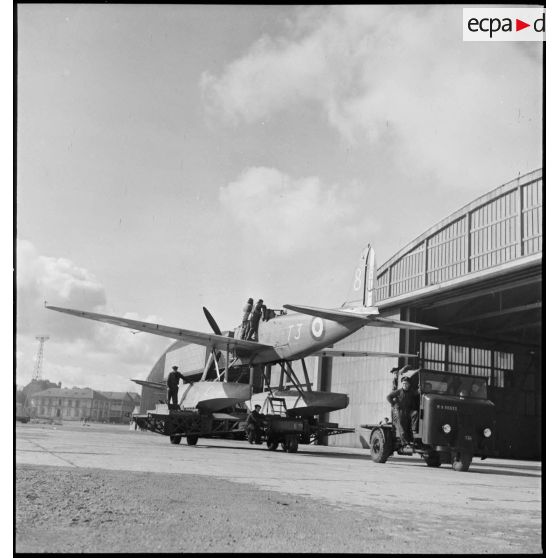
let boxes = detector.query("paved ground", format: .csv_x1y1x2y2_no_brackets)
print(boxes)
16,422,542,553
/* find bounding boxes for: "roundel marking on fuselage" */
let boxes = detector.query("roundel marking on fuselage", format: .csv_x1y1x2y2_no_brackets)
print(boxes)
310,317,325,340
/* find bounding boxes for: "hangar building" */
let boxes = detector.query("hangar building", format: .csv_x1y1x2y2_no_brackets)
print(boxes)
140,168,542,460
324,168,542,459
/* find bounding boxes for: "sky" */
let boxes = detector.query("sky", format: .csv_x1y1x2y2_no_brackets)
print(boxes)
16,4,543,392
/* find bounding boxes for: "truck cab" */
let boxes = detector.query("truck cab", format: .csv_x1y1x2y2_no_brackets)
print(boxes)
362,369,496,472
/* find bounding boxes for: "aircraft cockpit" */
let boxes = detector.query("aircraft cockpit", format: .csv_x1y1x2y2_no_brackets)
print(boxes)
262,308,287,321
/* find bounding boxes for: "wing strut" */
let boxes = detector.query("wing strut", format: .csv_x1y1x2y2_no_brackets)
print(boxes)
283,361,308,402
201,352,216,381
224,342,230,382
301,358,312,392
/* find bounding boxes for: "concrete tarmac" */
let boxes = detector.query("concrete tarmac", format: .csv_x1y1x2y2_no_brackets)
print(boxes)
16,422,542,553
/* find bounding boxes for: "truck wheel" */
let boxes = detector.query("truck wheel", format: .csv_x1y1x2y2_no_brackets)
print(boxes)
170,435,182,445
424,452,441,467
452,452,472,472
370,428,392,463
267,441,279,451
286,438,298,453
186,435,199,446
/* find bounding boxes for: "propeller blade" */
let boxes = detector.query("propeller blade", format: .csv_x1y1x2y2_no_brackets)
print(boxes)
203,306,222,336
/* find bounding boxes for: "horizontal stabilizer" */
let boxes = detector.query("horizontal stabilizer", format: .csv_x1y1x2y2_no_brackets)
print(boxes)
131,379,166,390
283,304,376,322
46,305,274,352
284,304,437,331
364,316,437,331
310,349,418,359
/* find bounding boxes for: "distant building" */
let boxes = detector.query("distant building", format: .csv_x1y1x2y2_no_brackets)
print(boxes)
100,391,141,423
29,387,110,421
22,379,59,405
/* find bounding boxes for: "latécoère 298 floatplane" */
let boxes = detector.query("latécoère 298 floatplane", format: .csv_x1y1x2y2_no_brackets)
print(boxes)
47,242,437,452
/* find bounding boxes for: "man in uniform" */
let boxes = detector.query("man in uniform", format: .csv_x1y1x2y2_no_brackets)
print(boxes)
245,404,265,444
167,365,188,409
246,299,264,341
240,298,254,339
386,375,419,448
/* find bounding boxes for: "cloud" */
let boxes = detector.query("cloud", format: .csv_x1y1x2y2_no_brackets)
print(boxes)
17,239,106,339
16,240,169,390
219,167,371,254
201,6,542,186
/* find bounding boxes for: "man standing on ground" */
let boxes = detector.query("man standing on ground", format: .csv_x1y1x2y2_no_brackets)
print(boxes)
245,404,265,444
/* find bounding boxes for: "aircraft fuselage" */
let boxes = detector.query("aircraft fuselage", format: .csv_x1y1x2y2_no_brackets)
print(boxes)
242,311,363,365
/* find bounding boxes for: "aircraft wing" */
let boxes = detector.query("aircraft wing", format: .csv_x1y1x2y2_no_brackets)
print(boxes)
310,349,418,359
283,304,437,331
46,306,274,352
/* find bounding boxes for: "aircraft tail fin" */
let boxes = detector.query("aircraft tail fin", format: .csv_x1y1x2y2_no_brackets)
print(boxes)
342,243,377,308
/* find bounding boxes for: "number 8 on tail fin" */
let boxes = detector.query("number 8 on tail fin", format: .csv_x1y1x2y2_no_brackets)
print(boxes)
343,243,377,309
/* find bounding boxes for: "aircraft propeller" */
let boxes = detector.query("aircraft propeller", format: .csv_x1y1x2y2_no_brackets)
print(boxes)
202,306,233,377
203,306,222,336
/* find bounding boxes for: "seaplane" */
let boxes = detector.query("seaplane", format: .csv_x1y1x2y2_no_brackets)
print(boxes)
46,242,437,447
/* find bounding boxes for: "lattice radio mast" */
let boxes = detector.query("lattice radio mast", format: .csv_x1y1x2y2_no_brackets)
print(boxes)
32,335,50,381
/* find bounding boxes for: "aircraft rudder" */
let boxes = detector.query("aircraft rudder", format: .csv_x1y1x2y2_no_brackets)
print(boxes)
343,242,376,308
365,246,377,308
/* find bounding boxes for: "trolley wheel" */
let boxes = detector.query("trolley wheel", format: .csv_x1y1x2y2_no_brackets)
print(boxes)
286,437,298,453
452,452,472,472
186,435,199,446
423,451,441,467
170,435,182,445
369,428,392,463
267,440,279,451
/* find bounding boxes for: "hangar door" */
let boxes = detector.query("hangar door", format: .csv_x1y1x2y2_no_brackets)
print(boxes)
409,266,542,459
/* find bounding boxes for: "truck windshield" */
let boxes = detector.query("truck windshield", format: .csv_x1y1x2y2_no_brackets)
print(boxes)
420,370,488,400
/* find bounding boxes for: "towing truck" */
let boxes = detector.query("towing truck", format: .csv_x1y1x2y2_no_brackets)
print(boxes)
361,368,496,472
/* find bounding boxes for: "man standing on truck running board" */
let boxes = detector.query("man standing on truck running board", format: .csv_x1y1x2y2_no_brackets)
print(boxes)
387,375,419,449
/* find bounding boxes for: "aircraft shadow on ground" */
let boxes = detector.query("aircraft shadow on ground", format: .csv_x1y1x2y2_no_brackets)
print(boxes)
182,444,541,477
179,443,371,461
466,467,540,478
473,462,541,472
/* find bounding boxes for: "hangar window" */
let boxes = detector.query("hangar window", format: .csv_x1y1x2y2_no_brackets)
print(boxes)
420,341,513,388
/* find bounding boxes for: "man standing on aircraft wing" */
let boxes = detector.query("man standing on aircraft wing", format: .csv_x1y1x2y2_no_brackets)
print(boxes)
246,299,264,341
386,371,419,449
240,297,253,339
167,366,188,410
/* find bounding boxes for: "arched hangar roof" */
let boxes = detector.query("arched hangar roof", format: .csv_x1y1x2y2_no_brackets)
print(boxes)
375,168,542,309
